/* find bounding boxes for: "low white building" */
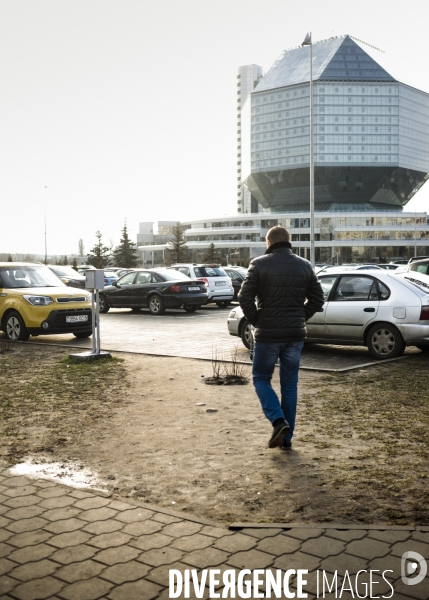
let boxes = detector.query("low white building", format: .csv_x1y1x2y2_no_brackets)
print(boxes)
137,209,429,267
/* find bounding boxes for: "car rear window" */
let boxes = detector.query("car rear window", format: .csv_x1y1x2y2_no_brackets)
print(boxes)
155,270,191,281
50,266,82,278
194,267,227,278
410,262,429,275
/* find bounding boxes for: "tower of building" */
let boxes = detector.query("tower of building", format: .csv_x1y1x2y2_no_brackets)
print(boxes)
236,65,264,213
241,35,429,213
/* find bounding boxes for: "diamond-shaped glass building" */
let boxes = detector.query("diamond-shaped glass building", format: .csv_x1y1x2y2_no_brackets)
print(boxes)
241,35,429,212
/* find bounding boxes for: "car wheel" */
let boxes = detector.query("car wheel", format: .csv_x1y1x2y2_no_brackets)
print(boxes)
73,331,92,339
240,319,252,350
149,295,166,315
367,323,405,359
216,301,230,308
183,304,199,313
99,295,110,313
4,311,30,341
416,344,429,352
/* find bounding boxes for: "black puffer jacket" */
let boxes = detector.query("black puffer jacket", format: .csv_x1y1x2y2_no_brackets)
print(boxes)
238,241,324,342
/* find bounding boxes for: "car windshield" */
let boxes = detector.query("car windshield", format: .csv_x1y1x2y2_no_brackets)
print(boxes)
104,272,117,277
194,267,227,278
49,266,81,278
155,269,191,281
0,266,65,288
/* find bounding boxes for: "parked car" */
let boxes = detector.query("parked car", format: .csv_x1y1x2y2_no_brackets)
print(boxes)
378,264,400,270
116,268,135,278
167,264,234,307
223,267,248,301
405,258,429,276
408,256,429,264
103,271,118,286
47,265,86,289
227,269,429,359
77,265,96,274
98,268,208,314
0,263,92,341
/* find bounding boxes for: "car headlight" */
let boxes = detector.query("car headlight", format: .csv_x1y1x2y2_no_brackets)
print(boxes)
229,310,236,317
23,295,54,306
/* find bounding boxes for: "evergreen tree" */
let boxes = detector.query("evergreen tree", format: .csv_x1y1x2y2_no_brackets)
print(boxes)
165,223,188,264
72,257,78,270
203,242,220,264
111,222,139,267
7,254,13,262
61,255,69,265
86,231,111,268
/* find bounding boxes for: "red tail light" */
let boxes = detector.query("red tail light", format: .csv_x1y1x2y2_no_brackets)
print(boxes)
198,278,209,286
170,285,181,293
420,305,429,320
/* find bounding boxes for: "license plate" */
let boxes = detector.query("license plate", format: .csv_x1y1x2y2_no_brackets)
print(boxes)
66,315,88,323
215,281,226,286
188,286,201,291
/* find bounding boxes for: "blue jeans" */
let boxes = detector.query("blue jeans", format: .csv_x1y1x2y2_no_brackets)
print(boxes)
252,340,304,443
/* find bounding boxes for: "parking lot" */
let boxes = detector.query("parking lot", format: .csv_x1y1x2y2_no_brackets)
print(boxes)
11,303,421,372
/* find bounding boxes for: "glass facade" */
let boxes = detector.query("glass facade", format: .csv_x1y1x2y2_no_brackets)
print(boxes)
241,36,429,212
236,65,264,214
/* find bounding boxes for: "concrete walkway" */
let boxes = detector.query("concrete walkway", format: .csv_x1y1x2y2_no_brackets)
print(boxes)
1,463,428,599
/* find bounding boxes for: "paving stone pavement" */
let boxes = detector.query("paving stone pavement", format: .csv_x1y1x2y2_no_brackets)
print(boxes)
1,463,428,599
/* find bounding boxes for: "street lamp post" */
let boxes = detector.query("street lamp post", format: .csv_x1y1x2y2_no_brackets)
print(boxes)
43,185,48,265
302,33,315,267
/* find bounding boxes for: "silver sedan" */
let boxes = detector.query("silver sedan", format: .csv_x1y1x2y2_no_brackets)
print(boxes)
227,269,429,359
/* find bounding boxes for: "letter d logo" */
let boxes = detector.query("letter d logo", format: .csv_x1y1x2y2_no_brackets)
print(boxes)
401,551,427,585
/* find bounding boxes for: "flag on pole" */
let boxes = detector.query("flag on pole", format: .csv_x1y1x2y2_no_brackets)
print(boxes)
302,32,312,46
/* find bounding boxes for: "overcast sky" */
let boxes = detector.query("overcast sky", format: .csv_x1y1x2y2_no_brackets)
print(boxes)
1,0,429,256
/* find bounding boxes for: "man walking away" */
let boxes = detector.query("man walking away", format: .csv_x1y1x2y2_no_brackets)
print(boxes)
238,226,324,450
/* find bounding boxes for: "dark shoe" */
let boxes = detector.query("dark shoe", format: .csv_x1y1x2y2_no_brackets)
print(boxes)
281,439,292,451
268,419,290,448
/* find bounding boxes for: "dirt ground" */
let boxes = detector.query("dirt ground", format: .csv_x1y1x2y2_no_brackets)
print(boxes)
1,342,428,526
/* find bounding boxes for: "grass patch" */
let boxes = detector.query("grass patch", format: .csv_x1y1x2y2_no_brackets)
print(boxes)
299,353,429,524
0,346,127,463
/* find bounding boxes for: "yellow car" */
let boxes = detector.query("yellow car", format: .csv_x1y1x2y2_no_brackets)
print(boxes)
0,263,92,341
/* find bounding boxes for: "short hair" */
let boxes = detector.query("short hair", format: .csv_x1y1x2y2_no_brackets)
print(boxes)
266,226,290,244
